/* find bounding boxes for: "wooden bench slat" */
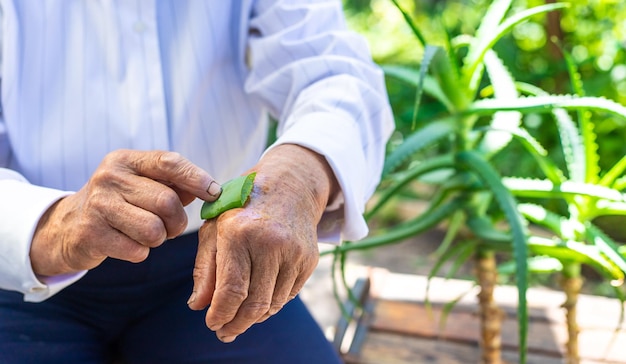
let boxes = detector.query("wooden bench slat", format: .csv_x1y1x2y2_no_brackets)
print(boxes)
335,270,626,363
353,331,566,364
370,299,567,356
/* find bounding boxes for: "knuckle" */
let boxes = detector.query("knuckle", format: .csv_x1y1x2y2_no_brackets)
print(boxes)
208,307,231,321
206,311,235,330
154,189,187,237
168,220,187,239
219,219,253,244
87,191,112,211
101,150,119,165
127,245,150,263
284,238,304,256
216,283,248,303
155,152,202,185
268,302,285,315
156,151,183,171
304,249,320,267
120,243,150,263
192,262,210,282
139,218,166,246
213,324,245,340
102,149,130,166
153,188,181,212
176,162,196,179
239,301,271,319
255,314,272,324
90,167,109,183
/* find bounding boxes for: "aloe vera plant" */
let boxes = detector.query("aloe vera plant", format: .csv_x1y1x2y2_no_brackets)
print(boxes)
328,1,626,361
322,1,570,363
490,52,626,362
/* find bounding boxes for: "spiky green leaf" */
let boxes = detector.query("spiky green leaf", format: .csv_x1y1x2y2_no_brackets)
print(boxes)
498,256,563,275
467,95,626,123
482,126,564,183
503,177,626,202
456,150,529,357
431,47,472,110
562,49,601,184
527,236,624,280
515,82,585,183
517,203,579,241
443,24,462,85
434,210,466,257
411,46,440,129
473,0,513,50
438,284,477,333
554,108,587,183
427,239,477,309
462,0,513,95
328,198,464,254
479,50,522,157
429,239,476,282
383,117,456,176
594,200,626,217
466,213,511,243
382,64,454,112
389,0,427,46
600,155,626,188
366,155,455,220
462,3,569,95
615,177,626,191
586,223,626,274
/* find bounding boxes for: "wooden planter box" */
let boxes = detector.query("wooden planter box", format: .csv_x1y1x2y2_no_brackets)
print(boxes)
333,269,626,363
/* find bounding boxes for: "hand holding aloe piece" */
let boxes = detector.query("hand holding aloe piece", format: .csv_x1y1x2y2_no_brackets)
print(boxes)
190,144,335,344
200,172,256,220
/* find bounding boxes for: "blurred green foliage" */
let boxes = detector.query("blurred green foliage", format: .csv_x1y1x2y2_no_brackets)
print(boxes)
343,0,626,177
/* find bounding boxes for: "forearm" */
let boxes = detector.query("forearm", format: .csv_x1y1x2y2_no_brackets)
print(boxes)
246,1,395,241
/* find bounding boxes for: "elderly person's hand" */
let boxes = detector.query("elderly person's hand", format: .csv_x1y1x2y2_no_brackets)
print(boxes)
30,150,221,277
188,144,339,343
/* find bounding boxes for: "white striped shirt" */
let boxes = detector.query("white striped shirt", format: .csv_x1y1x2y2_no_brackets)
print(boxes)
0,0,394,302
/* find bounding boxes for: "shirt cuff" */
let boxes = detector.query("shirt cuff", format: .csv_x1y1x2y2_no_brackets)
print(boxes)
0,178,86,302
266,112,369,244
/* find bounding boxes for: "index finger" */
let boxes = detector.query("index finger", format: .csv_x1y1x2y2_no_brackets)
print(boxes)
125,150,222,202
204,245,252,332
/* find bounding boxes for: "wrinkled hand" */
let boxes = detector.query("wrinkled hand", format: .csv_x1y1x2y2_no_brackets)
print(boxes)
31,150,221,277
188,144,339,343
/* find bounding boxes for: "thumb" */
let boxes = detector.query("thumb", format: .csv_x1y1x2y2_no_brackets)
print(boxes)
188,220,218,310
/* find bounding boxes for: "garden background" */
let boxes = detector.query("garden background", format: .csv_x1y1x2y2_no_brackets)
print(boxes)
300,1,626,363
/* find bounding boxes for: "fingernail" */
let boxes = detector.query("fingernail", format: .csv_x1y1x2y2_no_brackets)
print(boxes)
187,292,197,306
220,335,237,343
207,181,222,197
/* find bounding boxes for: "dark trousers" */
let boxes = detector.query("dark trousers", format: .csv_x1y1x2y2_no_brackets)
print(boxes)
0,233,342,364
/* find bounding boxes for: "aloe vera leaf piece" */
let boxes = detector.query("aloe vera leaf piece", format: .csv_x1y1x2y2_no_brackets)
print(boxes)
200,172,256,220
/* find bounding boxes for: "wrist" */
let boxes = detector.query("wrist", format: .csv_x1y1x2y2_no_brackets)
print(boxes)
30,197,75,277
256,144,340,219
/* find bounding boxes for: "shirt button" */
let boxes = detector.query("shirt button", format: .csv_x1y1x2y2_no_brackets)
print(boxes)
133,21,147,33
29,287,46,293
